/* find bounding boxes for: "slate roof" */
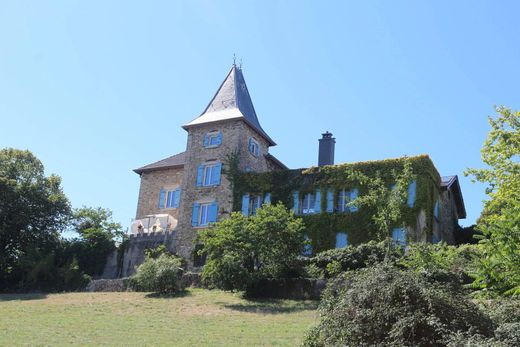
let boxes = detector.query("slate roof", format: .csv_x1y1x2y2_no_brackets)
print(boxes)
183,65,276,146
441,175,467,219
134,151,186,174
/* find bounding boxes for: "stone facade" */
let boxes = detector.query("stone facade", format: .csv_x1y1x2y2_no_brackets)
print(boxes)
175,120,272,263
135,167,184,220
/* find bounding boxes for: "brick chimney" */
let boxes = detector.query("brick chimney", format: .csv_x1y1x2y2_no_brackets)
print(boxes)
318,131,335,166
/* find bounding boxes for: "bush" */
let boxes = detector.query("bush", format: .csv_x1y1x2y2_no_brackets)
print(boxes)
303,265,494,347
199,203,305,293
307,240,403,278
402,242,482,285
129,254,185,294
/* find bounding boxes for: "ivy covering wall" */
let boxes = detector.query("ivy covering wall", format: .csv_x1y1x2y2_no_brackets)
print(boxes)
227,154,441,254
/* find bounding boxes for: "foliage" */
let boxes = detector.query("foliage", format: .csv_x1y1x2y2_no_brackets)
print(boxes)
306,240,403,278
68,207,125,276
228,154,440,254
465,106,520,296
0,148,71,290
199,203,305,292
144,244,171,259
129,254,185,294
402,242,483,286
303,265,494,347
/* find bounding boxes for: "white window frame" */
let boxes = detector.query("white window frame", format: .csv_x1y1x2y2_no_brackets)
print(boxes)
337,189,351,212
301,193,315,215
248,195,262,215
202,163,218,186
165,189,179,208
198,202,211,226
249,138,260,157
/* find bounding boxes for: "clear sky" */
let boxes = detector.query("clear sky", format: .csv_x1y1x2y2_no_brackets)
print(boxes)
1,1,519,229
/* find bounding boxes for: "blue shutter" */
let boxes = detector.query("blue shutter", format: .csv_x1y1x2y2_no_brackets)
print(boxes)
335,232,348,248
216,132,222,145
213,163,222,185
174,189,181,208
292,191,299,214
191,203,200,227
196,165,204,186
158,189,165,209
314,189,321,213
350,188,359,212
303,234,312,256
434,200,440,219
203,134,209,147
208,202,218,223
392,227,406,246
241,194,250,216
263,192,271,205
407,180,416,207
326,189,334,213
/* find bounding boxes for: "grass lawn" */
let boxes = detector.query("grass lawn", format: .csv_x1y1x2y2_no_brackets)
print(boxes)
0,289,318,346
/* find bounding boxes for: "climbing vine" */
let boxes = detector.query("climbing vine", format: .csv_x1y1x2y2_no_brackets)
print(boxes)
224,154,441,254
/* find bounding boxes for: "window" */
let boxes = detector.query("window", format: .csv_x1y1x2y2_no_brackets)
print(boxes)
407,180,417,207
158,188,181,209
434,199,440,220
248,138,260,157
193,244,207,267
335,232,348,248
191,201,218,227
302,193,315,214
241,193,271,216
196,162,222,187
337,189,358,212
203,131,222,148
392,227,407,246
293,190,321,215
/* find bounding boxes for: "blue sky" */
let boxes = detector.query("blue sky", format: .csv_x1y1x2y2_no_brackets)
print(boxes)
1,1,519,229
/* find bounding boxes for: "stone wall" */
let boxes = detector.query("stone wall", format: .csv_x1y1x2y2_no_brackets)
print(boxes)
120,231,177,277
439,189,458,244
135,167,184,219
175,120,274,267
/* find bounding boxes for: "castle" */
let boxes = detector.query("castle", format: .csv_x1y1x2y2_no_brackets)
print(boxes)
114,64,466,277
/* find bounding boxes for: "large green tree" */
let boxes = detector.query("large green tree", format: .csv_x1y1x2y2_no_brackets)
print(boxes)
0,148,70,286
68,207,124,276
199,203,305,291
465,106,520,295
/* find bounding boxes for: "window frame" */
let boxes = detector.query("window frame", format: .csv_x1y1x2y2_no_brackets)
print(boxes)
248,138,260,157
203,131,222,148
301,193,316,215
337,189,351,212
202,163,219,186
198,202,212,226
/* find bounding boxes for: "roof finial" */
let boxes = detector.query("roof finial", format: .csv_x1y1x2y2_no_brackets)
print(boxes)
233,53,236,66
239,58,243,70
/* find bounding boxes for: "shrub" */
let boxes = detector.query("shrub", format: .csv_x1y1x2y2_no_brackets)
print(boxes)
199,203,305,293
303,265,494,347
307,240,403,278
129,254,185,294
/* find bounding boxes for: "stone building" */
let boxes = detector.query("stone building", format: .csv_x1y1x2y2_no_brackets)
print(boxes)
118,64,466,276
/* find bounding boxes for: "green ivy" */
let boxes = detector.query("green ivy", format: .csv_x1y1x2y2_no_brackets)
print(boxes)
226,154,441,254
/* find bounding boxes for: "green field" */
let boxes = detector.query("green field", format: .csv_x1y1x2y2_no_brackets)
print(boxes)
0,289,318,346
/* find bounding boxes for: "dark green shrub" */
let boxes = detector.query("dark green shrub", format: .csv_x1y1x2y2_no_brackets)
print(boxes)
129,254,185,294
303,265,494,347
307,240,403,278
199,203,305,292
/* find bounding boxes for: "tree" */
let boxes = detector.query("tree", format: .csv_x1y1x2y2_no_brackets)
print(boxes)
0,148,70,287
199,203,305,291
465,106,520,295
68,207,124,276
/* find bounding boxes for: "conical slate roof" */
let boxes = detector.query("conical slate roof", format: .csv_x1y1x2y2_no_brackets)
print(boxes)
183,65,275,146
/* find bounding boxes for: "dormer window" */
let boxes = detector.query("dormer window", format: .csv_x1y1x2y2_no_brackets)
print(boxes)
248,138,260,157
203,131,222,148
